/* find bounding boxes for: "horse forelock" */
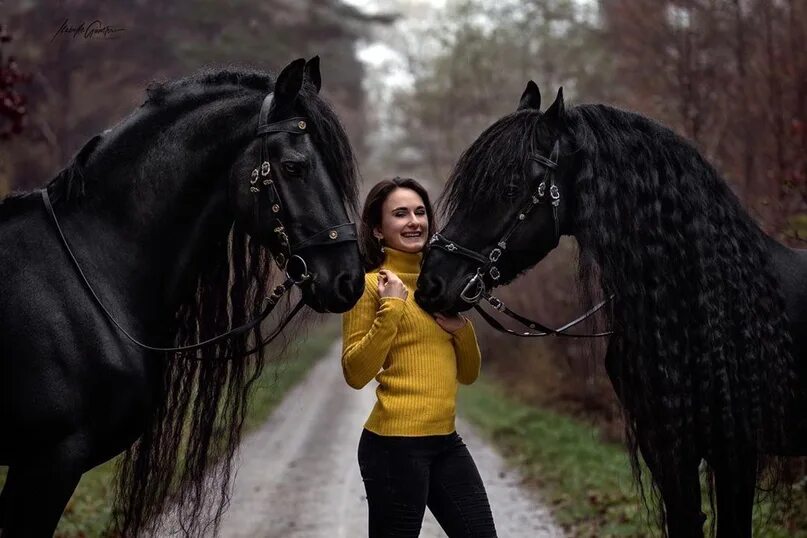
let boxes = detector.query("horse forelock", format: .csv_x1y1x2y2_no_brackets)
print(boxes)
439,110,544,221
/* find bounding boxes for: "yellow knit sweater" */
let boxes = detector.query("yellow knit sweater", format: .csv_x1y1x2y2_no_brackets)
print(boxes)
341,247,482,436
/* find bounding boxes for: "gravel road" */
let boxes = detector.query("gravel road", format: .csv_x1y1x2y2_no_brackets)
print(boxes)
212,342,565,538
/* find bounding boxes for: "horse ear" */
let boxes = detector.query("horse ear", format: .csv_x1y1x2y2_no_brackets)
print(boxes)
544,87,565,124
273,58,306,113
517,80,541,111
304,56,322,93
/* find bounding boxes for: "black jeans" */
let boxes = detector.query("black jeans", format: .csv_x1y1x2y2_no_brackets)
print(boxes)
357,428,498,537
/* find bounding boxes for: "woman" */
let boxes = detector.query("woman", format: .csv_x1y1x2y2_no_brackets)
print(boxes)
342,177,497,537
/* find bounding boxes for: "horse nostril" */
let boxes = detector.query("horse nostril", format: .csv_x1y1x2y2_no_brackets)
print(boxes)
418,275,445,300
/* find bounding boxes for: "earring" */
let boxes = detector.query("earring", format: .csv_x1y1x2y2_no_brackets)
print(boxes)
376,236,385,253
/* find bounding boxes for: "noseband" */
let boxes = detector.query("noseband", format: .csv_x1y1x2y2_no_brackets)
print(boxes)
428,141,613,338
40,91,359,357
250,93,358,284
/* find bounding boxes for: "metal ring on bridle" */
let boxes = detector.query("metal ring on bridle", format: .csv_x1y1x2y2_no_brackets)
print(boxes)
285,254,311,285
460,270,485,303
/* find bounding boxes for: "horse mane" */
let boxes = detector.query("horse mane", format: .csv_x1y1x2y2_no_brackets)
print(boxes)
104,67,358,537
443,103,796,535
0,136,96,222
569,103,795,526
142,67,359,216
24,66,359,215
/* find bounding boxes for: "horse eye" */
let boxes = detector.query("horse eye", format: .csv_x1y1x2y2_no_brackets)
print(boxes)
504,184,520,198
282,162,303,177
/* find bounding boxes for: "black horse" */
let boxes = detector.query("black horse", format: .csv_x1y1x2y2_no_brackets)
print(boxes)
416,83,807,537
0,57,364,537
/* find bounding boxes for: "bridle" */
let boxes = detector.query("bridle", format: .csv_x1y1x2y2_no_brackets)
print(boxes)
250,93,357,279
41,91,358,357
428,140,613,338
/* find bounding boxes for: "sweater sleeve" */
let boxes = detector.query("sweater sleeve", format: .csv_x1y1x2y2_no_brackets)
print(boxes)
341,273,407,389
452,317,482,385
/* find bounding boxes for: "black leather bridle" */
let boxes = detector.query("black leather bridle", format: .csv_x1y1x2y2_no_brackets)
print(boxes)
251,93,358,278
428,141,613,338
41,92,358,357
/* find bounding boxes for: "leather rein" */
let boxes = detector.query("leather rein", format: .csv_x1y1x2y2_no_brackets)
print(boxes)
42,91,358,357
429,141,614,338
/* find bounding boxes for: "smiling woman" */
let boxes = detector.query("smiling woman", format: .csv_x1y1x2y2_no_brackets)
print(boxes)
342,176,498,537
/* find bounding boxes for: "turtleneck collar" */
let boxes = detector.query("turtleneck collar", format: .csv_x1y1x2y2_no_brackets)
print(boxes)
381,247,423,274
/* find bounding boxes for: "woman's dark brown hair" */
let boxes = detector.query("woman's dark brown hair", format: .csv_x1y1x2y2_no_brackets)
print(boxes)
359,177,436,271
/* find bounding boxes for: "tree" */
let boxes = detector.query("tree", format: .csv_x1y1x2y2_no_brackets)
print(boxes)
1,0,386,190
0,23,30,196
600,0,807,242
0,24,28,141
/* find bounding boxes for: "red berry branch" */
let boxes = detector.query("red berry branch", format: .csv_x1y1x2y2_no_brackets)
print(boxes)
0,24,30,140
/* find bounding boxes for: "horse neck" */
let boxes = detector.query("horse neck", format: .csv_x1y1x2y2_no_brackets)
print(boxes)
59,94,258,310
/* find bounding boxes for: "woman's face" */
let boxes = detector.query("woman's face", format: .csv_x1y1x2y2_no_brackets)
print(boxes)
373,187,429,253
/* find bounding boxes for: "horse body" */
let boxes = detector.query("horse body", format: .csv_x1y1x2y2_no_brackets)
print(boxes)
0,194,168,535
0,150,232,468
417,83,807,537
0,59,364,537
599,238,807,537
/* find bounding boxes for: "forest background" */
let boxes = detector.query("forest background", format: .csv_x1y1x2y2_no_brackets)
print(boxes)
2,0,806,527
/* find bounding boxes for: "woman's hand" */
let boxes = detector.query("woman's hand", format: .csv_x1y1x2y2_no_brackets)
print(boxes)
378,270,408,300
434,312,468,333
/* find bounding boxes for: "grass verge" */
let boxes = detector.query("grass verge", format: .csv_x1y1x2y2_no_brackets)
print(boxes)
458,377,807,537
1,318,340,537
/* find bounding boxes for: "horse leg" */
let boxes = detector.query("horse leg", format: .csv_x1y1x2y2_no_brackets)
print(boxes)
640,441,706,538
605,345,705,536
2,455,82,537
709,450,756,538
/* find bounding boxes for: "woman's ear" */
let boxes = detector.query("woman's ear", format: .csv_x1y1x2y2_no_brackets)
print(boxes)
373,227,383,240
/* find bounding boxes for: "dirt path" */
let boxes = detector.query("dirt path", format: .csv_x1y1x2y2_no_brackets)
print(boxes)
214,342,565,537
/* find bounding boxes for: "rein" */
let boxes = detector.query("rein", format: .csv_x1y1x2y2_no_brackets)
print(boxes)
42,187,300,357
41,91,358,358
429,140,614,338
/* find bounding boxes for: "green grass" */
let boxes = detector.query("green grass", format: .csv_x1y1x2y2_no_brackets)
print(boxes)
458,377,807,537
1,318,341,537
791,213,807,233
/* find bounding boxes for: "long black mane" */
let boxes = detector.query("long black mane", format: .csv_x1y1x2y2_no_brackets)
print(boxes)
22,67,363,536
442,104,796,532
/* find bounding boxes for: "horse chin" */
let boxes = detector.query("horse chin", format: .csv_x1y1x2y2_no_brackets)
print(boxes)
414,289,470,315
299,278,364,314
299,285,329,313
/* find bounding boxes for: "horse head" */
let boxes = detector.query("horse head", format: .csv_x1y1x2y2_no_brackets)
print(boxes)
416,82,577,314
229,57,364,313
